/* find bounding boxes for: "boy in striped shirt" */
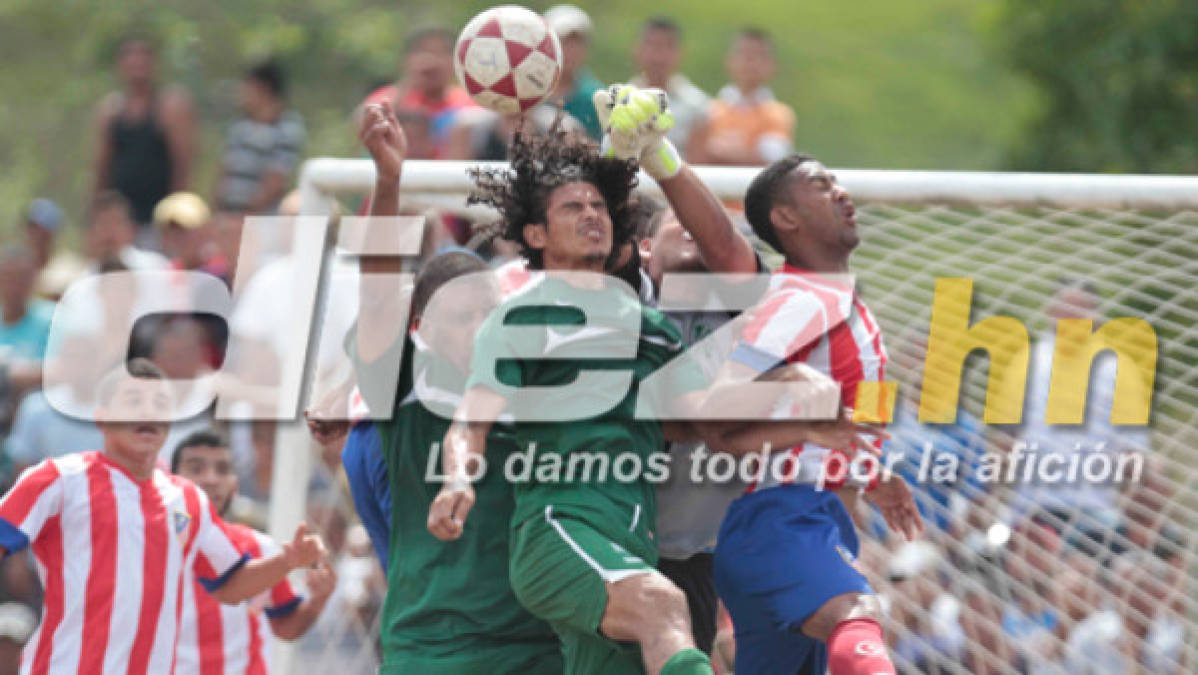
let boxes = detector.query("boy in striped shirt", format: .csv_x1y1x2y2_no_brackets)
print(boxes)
172,430,336,674
0,359,326,675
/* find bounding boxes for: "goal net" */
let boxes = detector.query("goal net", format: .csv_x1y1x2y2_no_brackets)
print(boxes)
278,160,1197,675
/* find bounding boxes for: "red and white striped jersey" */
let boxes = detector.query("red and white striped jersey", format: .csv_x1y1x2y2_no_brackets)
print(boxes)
729,264,887,492
0,451,248,675
175,522,301,675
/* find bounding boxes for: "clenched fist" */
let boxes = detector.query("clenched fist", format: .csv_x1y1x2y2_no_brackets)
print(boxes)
358,102,408,183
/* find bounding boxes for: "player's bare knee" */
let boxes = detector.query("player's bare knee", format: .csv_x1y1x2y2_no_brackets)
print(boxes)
639,575,689,628
603,573,689,641
801,592,880,641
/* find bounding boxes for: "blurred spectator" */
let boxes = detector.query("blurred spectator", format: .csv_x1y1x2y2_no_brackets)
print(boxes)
886,541,965,670
210,209,283,286
71,192,172,363
0,246,55,410
1111,454,1176,574
690,28,795,166
360,28,476,158
216,60,306,214
1056,552,1132,673
446,105,577,161
23,198,63,270
34,255,89,303
149,316,217,463
153,193,231,374
5,333,105,475
224,191,357,416
545,5,604,140
958,581,1013,675
84,190,171,271
22,198,88,302
394,106,436,160
1000,521,1065,672
629,17,709,158
883,335,987,534
0,602,36,675
1014,280,1149,558
0,247,54,363
92,35,195,237
297,521,384,675
154,192,225,277
1121,529,1188,673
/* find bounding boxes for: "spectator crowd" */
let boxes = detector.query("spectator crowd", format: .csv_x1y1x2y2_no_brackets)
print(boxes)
0,6,1186,675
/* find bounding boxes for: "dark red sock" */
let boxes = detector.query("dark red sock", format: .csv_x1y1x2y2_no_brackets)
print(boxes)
825,618,896,675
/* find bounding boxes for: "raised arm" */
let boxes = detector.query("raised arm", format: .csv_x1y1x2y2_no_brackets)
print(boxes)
594,85,757,274
357,102,410,364
657,167,758,274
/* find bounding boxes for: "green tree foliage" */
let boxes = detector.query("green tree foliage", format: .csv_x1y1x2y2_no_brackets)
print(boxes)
995,0,1198,172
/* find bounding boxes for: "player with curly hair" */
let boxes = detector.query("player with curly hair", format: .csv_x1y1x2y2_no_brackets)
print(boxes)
426,102,721,674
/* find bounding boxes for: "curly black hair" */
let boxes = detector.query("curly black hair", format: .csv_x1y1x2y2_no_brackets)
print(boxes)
466,124,640,269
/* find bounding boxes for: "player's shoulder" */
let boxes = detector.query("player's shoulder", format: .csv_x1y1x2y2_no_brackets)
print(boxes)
49,450,98,477
164,473,214,512
768,269,853,310
226,521,270,553
762,100,795,125
756,277,825,316
8,452,89,490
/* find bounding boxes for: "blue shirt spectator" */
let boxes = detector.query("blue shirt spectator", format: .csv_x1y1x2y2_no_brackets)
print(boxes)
5,386,105,472
883,398,987,532
0,247,53,362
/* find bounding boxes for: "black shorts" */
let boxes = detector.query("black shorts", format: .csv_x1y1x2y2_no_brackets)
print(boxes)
657,552,717,654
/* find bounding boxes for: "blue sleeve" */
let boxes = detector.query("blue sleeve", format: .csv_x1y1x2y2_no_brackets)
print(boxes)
264,596,303,619
197,553,251,593
729,342,784,374
0,518,30,557
342,422,392,572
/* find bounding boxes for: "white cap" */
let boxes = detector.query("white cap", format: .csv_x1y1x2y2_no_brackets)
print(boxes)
544,5,593,39
0,603,36,643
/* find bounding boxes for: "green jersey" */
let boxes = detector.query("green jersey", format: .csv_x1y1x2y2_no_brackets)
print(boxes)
466,277,707,537
355,334,561,674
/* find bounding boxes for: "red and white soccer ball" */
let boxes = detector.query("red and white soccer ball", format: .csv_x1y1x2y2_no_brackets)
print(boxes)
454,5,562,115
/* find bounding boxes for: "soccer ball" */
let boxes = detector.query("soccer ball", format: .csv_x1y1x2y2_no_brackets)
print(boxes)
454,5,562,115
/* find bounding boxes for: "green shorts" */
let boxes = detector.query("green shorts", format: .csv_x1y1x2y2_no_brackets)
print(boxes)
509,504,657,675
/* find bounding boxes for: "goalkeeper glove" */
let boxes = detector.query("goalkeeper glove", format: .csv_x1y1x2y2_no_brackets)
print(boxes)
593,84,683,181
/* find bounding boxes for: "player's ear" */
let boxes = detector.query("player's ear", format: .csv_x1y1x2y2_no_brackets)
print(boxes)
770,203,799,237
638,237,653,266
522,222,547,251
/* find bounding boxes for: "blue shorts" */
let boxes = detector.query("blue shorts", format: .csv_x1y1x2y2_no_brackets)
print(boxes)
713,486,872,675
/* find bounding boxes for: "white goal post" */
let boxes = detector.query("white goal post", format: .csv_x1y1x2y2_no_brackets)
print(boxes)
271,159,1198,675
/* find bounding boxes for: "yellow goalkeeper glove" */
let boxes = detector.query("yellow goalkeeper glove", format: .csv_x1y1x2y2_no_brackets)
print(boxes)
593,84,683,181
